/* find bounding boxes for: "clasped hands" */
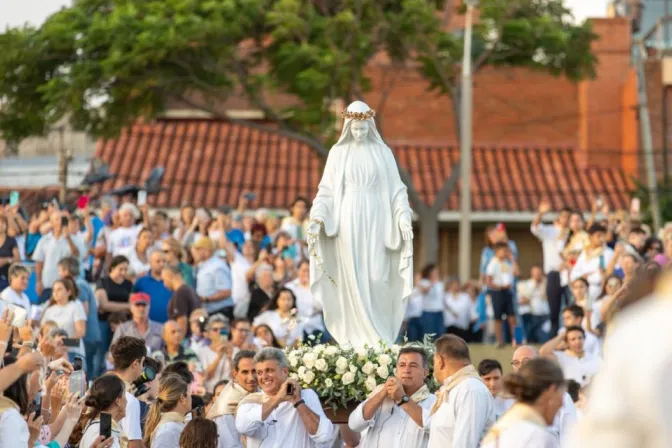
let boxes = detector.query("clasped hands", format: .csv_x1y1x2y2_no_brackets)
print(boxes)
308,213,413,241
380,377,405,403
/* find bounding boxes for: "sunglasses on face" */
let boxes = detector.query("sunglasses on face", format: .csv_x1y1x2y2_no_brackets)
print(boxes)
133,303,148,308
211,327,226,333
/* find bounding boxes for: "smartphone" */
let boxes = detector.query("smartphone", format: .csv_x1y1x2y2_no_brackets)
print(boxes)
595,195,603,208
7,304,27,328
9,191,19,207
243,192,256,201
73,356,84,372
220,328,229,341
77,195,90,210
62,338,80,348
28,394,42,419
99,412,112,439
286,383,295,396
51,198,60,210
630,198,641,215
61,215,69,228
70,371,85,397
137,190,147,207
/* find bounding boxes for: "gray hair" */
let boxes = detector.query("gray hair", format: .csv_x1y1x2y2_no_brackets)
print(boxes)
206,313,229,331
253,347,287,368
255,263,273,281
58,256,81,277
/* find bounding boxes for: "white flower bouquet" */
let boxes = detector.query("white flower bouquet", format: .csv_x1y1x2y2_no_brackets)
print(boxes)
285,337,436,411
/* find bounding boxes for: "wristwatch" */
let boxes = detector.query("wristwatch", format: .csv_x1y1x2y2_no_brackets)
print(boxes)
397,395,410,406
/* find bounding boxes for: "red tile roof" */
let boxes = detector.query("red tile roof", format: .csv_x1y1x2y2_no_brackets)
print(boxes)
95,119,633,213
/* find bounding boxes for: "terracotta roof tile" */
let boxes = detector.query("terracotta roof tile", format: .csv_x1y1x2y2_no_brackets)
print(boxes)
94,119,633,213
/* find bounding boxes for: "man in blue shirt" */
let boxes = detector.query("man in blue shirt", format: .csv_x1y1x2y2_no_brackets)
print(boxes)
133,250,172,323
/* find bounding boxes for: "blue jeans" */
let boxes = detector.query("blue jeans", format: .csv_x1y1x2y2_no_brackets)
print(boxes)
405,317,424,342
421,311,444,340
84,340,101,378
521,314,550,344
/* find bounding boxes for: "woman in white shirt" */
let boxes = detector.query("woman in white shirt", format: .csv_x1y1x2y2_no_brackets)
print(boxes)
253,287,304,348
0,356,32,448
482,358,565,448
144,374,192,448
78,375,127,448
443,277,474,340
41,277,87,361
119,227,152,278
418,264,444,338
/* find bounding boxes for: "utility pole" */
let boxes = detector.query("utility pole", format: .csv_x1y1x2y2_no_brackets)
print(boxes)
635,41,662,232
458,0,476,283
56,126,69,204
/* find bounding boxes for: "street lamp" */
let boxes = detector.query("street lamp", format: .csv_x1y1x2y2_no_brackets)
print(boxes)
458,0,477,283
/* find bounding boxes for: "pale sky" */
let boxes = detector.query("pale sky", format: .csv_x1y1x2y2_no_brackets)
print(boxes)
1,0,611,30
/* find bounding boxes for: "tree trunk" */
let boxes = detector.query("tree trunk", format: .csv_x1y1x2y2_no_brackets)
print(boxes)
419,210,440,265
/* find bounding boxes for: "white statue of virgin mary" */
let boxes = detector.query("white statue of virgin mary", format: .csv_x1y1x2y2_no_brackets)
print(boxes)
307,100,413,347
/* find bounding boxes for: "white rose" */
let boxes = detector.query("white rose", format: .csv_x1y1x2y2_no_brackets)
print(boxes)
349,364,358,373
324,346,339,356
325,378,334,388
362,362,377,375
390,345,401,355
336,357,349,371
298,366,307,377
365,376,377,391
356,348,368,360
303,370,315,385
376,365,390,379
289,373,299,380
313,345,325,354
336,367,347,375
377,354,392,366
289,356,299,368
315,358,329,372
342,372,356,385
303,352,317,369
374,346,383,354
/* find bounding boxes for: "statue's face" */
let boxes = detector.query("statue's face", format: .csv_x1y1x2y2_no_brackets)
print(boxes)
350,120,369,142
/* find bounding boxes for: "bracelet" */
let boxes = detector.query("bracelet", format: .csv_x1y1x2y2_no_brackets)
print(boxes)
293,399,305,409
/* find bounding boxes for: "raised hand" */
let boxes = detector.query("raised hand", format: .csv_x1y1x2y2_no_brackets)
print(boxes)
538,199,551,214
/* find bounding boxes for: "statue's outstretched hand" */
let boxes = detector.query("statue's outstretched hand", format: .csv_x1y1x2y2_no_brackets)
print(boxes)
307,219,323,236
399,214,413,242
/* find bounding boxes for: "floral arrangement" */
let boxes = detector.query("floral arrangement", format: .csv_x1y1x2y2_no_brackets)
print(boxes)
285,336,436,410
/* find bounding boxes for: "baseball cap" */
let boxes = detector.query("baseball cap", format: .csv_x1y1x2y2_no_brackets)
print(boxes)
130,292,151,306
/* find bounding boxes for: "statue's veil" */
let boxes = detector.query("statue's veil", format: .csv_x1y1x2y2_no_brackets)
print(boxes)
333,101,387,148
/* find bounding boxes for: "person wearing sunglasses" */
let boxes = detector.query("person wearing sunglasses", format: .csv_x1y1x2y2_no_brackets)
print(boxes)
111,293,164,354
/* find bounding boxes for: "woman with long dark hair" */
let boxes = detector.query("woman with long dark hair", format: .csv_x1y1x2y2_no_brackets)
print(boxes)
41,277,87,362
252,324,282,349
179,417,218,448
252,288,303,348
144,374,191,448
76,375,127,448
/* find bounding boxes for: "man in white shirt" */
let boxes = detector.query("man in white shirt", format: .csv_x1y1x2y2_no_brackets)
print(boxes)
541,326,600,388
349,347,437,448
193,237,233,317
34,212,86,303
570,224,614,304
428,335,495,448
110,336,147,448
562,305,600,358
0,264,31,314
208,350,258,448
517,265,550,343
236,347,335,448
477,359,514,420
512,346,577,446
531,200,571,337
194,314,232,393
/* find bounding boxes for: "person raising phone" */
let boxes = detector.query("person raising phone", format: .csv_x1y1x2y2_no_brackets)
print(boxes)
74,375,125,448
235,348,335,448
193,314,232,393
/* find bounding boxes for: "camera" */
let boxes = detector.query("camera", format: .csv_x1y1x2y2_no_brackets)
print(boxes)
132,365,157,397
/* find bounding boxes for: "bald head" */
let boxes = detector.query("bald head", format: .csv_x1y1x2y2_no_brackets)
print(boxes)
511,345,538,372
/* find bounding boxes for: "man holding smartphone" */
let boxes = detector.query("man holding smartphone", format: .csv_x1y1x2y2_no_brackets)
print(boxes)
194,314,232,393
110,336,147,448
236,348,336,448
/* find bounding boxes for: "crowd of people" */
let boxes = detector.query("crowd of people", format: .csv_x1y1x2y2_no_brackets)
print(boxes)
0,190,668,447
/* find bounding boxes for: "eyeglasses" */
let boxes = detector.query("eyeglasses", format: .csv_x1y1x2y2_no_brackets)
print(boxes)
133,303,148,308
511,358,531,368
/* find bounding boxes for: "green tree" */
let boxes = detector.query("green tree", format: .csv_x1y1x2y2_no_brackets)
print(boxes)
0,0,596,263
